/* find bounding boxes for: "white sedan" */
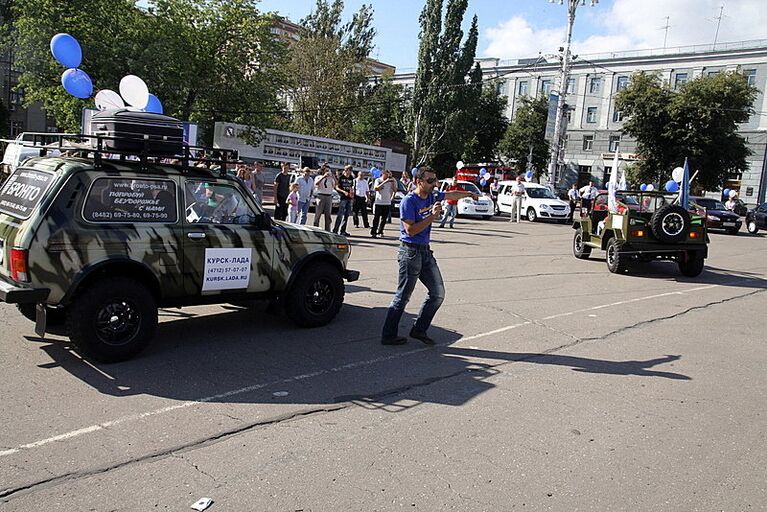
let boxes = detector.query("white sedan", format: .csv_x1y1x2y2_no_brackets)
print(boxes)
496,181,571,222
438,179,495,219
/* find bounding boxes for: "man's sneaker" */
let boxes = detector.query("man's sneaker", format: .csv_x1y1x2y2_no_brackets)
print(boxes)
381,336,407,345
409,329,435,345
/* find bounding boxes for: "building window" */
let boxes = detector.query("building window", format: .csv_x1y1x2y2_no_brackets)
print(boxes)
582,135,594,151
10,121,24,137
565,108,573,123
586,107,598,123
608,135,620,153
578,165,592,186
541,80,552,96
616,76,629,91
567,78,576,94
589,77,601,94
707,70,721,77
10,87,24,106
518,81,529,96
743,69,756,86
612,110,624,123
497,81,508,96
674,73,688,89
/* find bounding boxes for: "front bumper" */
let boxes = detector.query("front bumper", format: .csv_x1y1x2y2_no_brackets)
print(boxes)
344,269,360,282
708,220,742,230
458,203,493,216
0,279,50,304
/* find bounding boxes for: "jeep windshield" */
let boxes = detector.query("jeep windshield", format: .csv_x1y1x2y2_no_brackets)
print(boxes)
527,187,556,199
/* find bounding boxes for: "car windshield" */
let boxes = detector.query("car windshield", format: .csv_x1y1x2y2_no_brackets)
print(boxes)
616,193,640,205
527,187,556,199
695,198,727,210
458,182,481,194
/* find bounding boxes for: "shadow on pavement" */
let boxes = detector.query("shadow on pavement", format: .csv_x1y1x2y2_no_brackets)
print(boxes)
29,302,691,407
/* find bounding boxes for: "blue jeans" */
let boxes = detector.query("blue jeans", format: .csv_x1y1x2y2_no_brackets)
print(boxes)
382,244,445,339
333,199,353,233
439,203,457,227
298,200,311,225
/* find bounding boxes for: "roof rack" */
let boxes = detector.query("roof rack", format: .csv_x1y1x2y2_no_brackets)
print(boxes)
1,132,239,177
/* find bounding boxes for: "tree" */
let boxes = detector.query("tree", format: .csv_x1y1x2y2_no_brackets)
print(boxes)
9,0,287,141
616,71,757,190
498,95,550,176
406,0,479,169
284,0,376,140
352,74,408,144
461,81,508,163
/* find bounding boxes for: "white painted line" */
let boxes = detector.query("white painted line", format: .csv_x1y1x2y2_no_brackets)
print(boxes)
0,283,723,459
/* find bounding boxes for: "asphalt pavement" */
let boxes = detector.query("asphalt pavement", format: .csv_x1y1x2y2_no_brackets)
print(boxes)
1,216,765,511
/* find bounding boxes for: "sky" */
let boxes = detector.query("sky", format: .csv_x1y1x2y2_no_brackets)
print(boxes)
256,0,767,71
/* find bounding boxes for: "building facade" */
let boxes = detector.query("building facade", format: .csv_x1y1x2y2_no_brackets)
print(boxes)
213,123,407,173
392,39,767,205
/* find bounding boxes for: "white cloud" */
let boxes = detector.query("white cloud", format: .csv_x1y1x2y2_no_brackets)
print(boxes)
482,0,767,60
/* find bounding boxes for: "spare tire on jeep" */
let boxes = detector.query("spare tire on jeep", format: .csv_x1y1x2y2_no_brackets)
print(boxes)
650,204,691,243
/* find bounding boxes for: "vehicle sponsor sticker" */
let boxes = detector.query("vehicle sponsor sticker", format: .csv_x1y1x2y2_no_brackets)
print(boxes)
0,168,55,219
202,248,252,291
83,178,177,223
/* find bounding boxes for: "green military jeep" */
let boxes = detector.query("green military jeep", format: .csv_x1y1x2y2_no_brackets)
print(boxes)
572,190,708,276
0,136,358,363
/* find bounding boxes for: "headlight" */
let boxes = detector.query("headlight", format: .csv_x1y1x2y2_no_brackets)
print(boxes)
707,215,720,221
541,204,550,210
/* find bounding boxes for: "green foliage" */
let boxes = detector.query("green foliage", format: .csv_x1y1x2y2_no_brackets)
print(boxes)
352,74,408,144
406,0,480,168
285,0,376,140
461,81,508,163
498,95,550,176
10,0,286,142
616,71,757,190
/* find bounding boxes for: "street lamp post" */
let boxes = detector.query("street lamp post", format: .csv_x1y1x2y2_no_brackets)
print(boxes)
547,0,598,188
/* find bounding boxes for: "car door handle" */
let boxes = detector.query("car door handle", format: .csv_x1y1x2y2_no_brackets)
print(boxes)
187,232,206,240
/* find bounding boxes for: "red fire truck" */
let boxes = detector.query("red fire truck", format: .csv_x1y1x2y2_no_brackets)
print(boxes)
455,162,517,183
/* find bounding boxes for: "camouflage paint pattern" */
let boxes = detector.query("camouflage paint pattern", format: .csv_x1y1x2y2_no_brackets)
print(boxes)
0,157,352,307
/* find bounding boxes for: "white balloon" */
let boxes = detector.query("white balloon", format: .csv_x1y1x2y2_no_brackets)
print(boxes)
456,160,465,170
729,189,737,198
672,166,685,183
119,75,149,109
646,184,655,191
94,89,125,110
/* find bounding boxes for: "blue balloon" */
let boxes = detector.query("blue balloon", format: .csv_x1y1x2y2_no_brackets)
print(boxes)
61,68,92,99
665,180,679,192
50,33,82,68
480,167,487,173
525,170,534,178
722,188,731,198
411,167,418,177
145,94,163,114
480,178,487,186
371,168,382,179
640,184,648,191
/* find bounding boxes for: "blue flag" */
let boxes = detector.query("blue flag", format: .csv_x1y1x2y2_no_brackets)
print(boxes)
679,158,690,209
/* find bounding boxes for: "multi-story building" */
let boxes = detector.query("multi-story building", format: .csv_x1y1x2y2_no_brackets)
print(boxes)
392,39,767,205
213,122,407,173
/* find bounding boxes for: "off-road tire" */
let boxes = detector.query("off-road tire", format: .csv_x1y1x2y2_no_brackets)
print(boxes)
605,237,629,274
747,220,759,234
66,277,157,363
17,304,69,335
527,207,537,222
285,262,344,327
650,204,691,243
678,251,705,277
573,228,591,259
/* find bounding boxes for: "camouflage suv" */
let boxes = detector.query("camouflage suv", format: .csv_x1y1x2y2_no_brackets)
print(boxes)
572,191,708,276
0,154,358,362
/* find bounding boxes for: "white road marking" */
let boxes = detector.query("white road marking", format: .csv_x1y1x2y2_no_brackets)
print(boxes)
0,283,723,458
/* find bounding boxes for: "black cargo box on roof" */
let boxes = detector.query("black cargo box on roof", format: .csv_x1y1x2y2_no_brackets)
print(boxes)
91,109,184,156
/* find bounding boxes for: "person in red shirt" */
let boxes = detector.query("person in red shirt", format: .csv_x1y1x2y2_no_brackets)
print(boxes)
438,182,461,228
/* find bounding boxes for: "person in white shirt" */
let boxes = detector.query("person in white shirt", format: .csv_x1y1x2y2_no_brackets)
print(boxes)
295,167,315,225
352,171,370,229
579,181,598,213
509,176,526,223
567,183,580,219
313,165,336,231
371,170,397,238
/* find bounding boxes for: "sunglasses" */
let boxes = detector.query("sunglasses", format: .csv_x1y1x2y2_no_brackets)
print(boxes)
423,177,437,184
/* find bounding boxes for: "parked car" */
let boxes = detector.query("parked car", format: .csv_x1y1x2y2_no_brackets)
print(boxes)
745,202,767,234
691,196,742,235
438,179,495,219
0,130,359,363
496,181,570,222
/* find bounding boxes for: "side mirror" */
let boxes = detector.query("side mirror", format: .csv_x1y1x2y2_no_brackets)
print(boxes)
255,211,271,229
